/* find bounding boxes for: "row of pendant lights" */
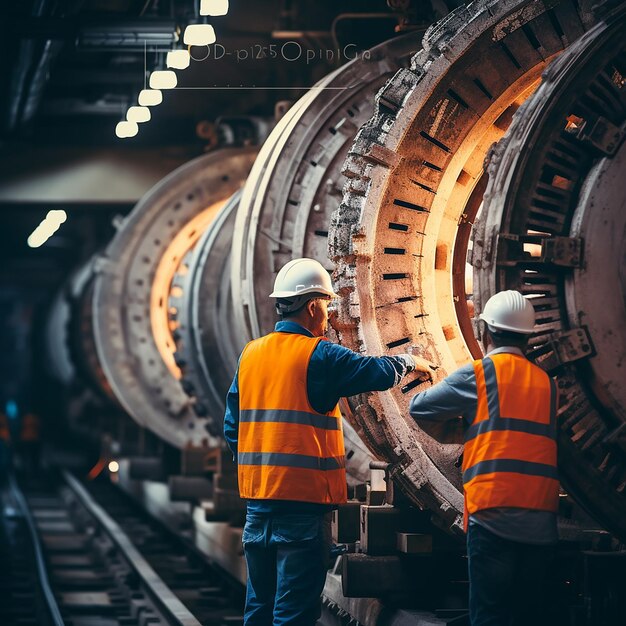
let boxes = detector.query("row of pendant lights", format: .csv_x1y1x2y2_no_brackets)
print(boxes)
116,0,228,138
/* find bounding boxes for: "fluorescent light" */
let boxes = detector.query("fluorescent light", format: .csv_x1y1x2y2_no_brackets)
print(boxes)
183,24,216,46
167,49,191,69
138,89,163,106
200,0,229,16
28,231,48,248
46,209,67,224
149,70,177,89
115,120,139,138
27,210,68,248
127,106,151,123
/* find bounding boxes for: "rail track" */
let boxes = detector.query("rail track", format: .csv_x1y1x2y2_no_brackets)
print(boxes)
0,470,245,626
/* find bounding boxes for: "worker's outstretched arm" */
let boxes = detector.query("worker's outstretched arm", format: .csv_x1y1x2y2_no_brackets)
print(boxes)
409,363,477,422
309,341,431,414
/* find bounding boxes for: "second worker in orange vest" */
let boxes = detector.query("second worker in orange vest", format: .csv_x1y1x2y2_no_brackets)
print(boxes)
0,412,11,480
224,258,432,626
0,413,10,443
409,291,559,626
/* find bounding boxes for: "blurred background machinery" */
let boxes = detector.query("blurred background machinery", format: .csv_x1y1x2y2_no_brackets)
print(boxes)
0,0,624,623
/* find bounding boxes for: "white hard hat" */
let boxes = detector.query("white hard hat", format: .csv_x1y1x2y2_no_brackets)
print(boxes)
270,258,338,314
270,258,338,299
479,290,536,335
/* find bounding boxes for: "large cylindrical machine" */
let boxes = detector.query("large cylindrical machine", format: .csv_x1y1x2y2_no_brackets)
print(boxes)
474,5,626,538
170,188,374,482
92,148,258,448
231,34,418,341
169,35,425,481
329,0,624,536
171,190,244,436
47,0,626,549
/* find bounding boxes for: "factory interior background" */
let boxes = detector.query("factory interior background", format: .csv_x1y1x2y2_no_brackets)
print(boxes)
0,0,625,624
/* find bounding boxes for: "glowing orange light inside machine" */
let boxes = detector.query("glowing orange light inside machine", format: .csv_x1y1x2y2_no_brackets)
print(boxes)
150,201,225,379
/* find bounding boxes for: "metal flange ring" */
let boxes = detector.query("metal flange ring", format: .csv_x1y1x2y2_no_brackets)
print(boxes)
93,147,258,448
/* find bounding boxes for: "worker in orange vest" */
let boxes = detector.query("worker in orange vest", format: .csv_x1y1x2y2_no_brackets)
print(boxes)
0,413,10,443
409,290,559,626
0,412,11,478
224,258,432,626
19,413,41,474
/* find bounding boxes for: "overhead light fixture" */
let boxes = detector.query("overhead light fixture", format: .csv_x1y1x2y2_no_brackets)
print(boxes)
138,89,163,106
149,70,177,89
28,229,51,248
127,106,151,123
183,24,216,46
115,120,139,138
47,209,67,225
27,210,68,248
200,0,229,16
167,49,191,69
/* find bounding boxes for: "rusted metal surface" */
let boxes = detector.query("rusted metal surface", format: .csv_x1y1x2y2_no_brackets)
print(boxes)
329,0,599,531
474,4,626,539
92,148,258,448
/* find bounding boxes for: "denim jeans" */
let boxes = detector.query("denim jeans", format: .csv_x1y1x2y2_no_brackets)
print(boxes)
242,511,332,626
467,522,555,626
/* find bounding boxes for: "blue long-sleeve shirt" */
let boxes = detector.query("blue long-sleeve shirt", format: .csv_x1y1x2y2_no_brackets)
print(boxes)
224,320,413,514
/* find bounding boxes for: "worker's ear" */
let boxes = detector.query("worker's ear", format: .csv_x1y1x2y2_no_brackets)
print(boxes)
306,299,316,317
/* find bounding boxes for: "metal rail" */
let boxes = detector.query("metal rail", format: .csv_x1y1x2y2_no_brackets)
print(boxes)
7,473,65,626
8,470,242,625
62,471,203,626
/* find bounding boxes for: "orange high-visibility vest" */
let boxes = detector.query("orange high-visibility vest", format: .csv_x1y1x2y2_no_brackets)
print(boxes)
20,414,40,442
462,353,558,530
237,332,347,505
0,414,10,441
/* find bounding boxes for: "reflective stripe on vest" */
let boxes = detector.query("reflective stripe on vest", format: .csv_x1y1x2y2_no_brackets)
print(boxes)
462,353,559,529
237,332,347,505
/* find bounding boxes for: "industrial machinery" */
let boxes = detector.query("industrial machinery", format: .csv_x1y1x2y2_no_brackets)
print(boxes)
42,0,625,622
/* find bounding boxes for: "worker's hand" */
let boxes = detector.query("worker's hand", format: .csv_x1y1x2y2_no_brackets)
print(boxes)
410,354,438,375
406,345,438,375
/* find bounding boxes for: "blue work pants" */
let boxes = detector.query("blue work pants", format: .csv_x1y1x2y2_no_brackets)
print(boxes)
242,512,331,626
467,522,555,626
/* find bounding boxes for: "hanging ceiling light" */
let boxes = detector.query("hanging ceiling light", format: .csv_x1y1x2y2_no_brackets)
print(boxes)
138,89,163,106
200,0,229,16
127,106,151,123
183,24,216,46
27,210,68,248
149,70,177,90
47,209,67,224
115,120,139,138
167,49,191,70
28,224,57,248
